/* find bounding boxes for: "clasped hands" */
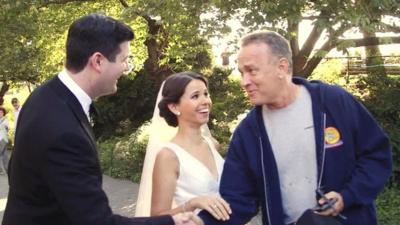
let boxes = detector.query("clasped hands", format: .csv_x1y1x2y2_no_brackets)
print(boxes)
172,212,204,225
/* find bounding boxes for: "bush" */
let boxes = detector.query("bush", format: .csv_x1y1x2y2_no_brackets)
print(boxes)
205,67,251,155
97,127,148,182
309,58,345,85
345,75,400,184
93,71,158,138
376,186,400,225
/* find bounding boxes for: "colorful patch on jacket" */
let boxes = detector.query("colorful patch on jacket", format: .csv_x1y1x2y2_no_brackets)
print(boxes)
324,127,343,148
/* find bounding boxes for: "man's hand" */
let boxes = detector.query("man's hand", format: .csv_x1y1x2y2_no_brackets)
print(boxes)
172,212,204,225
316,191,344,217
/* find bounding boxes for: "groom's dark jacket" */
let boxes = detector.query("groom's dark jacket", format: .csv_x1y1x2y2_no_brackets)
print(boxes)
2,76,173,225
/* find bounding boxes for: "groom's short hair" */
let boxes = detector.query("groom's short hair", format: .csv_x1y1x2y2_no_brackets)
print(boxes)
65,13,134,73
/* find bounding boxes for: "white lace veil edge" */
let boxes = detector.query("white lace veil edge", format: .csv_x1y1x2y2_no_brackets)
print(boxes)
134,81,212,216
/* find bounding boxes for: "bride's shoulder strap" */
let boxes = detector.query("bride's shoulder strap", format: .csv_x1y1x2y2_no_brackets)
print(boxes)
203,135,220,151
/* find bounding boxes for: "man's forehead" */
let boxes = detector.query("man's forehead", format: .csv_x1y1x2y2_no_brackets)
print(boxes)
237,48,264,63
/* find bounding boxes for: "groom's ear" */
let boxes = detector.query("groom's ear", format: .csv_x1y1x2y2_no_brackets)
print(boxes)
167,103,179,115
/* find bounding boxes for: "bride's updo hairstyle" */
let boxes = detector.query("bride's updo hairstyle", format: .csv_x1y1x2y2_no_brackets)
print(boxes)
158,71,208,127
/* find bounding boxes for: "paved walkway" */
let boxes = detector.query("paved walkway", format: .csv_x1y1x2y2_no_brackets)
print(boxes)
0,172,139,224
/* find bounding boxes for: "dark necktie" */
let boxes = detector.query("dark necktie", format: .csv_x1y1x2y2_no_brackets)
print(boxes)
89,103,99,125
89,103,99,118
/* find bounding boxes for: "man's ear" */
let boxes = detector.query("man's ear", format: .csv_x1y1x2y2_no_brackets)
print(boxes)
278,57,290,74
90,53,103,72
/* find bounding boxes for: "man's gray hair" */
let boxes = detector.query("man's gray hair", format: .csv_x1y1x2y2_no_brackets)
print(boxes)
241,31,293,71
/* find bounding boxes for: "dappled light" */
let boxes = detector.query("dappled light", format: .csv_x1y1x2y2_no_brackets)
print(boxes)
1,1,399,224
0,197,7,213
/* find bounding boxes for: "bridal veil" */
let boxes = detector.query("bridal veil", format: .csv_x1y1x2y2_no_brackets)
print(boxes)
135,81,211,216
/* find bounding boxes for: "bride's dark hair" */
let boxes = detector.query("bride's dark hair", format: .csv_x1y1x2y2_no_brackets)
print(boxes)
158,71,208,127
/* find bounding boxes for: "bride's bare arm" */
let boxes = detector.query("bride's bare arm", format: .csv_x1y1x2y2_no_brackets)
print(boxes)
151,148,182,216
151,148,231,221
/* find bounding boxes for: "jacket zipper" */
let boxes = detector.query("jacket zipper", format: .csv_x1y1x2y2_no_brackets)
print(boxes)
259,137,272,225
317,113,327,189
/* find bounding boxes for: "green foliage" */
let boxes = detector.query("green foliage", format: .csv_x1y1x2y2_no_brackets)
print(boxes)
309,59,345,84
93,71,158,138
33,0,135,80
122,0,215,73
343,75,400,184
0,1,42,83
97,128,148,182
205,67,250,155
168,39,213,72
362,76,400,184
376,186,400,225
210,0,400,77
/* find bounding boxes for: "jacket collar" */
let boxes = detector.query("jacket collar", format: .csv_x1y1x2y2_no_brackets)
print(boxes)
47,76,97,148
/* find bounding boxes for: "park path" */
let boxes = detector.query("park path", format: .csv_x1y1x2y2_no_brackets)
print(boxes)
0,172,139,224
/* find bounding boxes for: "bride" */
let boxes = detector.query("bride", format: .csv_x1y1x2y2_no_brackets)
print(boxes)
135,71,231,221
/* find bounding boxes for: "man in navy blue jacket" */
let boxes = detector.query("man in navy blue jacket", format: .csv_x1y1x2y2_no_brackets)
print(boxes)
199,31,392,225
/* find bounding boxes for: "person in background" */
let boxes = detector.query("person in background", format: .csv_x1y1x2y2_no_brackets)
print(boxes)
0,106,9,174
11,97,21,133
3,13,202,225
199,31,392,225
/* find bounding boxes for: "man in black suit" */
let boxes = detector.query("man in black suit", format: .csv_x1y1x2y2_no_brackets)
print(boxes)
3,13,202,225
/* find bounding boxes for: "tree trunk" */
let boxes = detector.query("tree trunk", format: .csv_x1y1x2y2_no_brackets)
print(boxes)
361,29,387,77
0,82,9,105
291,10,331,78
118,0,172,87
142,16,173,87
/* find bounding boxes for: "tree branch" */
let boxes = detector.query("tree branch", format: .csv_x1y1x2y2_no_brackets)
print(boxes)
298,10,331,58
338,36,400,47
301,15,330,20
299,38,335,77
118,0,129,8
39,0,96,7
299,35,400,77
378,22,400,33
297,21,352,77
287,18,299,56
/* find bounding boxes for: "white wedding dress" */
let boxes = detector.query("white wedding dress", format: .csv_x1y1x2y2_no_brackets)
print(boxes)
162,137,224,213
135,81,261,224
166,138,262,225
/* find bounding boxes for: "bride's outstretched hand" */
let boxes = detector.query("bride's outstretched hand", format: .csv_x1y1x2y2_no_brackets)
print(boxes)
187,195,231,221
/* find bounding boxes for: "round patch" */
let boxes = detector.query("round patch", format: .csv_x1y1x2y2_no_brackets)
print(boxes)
325,127,341,145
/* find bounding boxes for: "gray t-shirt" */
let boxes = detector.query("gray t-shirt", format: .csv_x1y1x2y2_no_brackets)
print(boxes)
262,85,317,224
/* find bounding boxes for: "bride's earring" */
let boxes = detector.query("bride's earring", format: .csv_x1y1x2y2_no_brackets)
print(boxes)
176,111,181,116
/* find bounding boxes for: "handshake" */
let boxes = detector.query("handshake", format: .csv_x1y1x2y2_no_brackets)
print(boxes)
173,212,204,225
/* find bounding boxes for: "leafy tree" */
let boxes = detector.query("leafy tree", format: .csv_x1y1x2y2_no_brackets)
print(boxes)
118,0,214,86
18,0,215,136
211,0,400,77
206,67,250,154
0,1,42,103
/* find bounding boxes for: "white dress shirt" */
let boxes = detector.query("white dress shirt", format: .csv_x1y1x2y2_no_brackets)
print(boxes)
58,70,92,121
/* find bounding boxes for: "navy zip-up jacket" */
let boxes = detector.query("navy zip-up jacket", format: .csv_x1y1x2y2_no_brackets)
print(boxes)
199,77,392,225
